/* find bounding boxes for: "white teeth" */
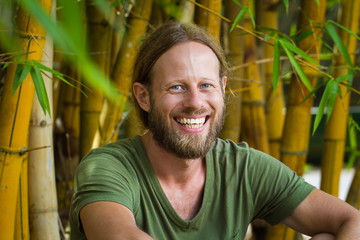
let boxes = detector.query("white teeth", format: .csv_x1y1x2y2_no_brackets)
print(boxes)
176,117,206,128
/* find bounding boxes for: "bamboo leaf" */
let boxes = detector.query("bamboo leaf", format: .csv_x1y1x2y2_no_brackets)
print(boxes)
313,80,334,134
283,0,289,14
281,38,319,66
325,22,353,68
325,81,339,122
31,59,88,95
248,7,255,28
293,29,314,44
13,61,32,95
230,7,248,32
328,20,360,41
30,66,51,116
272,39,280,92
279,39,313,92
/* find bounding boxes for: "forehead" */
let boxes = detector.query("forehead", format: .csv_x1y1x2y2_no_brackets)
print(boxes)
150,41,220,80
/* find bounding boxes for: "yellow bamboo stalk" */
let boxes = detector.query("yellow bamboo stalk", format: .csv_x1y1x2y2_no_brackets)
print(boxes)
280,0,326,175
261,1,288,239
79,3,113,158
14,156,29,240
278,2,326,239
194,0,221,40
262,0,285,160
240,0,269,154
179,0,195,23
320,0,360,196
55,64,81,226
93,0,153,148
219,0,243,142
125,109,143,138
28,28,60,239
0,0,53,239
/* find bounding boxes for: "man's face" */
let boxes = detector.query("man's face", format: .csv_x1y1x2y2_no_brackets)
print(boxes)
147,41,227,159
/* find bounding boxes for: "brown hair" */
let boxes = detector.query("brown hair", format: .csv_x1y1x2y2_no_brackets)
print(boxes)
132,21,229,128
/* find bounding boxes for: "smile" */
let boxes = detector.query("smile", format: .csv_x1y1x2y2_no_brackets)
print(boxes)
175,117,206,129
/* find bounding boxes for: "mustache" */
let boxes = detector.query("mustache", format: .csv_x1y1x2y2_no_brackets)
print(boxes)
170,107,214,116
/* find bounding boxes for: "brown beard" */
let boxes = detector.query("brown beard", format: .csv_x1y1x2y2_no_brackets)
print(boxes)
148,100,226,159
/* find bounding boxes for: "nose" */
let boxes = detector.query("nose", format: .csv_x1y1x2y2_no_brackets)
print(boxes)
183,87,204,109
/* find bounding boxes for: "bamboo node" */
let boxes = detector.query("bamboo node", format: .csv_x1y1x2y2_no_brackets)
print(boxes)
16,31,46,40
0,145,51,155
280,148,308,156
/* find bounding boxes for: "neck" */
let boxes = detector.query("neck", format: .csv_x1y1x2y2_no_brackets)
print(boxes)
141,132,205,186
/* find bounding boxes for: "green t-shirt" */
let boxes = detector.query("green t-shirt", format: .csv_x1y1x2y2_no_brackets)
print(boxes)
70,136,314,240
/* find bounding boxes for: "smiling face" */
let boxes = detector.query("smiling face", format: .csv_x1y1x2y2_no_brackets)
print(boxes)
134,41,227,159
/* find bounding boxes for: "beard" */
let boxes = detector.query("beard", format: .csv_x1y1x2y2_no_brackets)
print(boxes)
148,100,226,159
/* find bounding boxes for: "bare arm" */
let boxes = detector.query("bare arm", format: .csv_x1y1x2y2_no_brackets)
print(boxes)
282,189,360,239
80,201,154,240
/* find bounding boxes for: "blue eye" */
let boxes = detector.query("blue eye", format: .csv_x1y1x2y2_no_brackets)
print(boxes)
170,85,182,91
201,83,211,89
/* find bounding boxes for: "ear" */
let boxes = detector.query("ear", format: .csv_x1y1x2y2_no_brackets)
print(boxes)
221,76,227,90
133,82,150,112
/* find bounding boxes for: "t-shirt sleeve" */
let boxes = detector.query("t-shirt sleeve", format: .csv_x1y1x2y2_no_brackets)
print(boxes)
70,148,140,234
247,148,315,225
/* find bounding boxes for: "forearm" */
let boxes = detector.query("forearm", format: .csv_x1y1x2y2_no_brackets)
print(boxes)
310,216,360,240
310,233,335,240
333,216,360,239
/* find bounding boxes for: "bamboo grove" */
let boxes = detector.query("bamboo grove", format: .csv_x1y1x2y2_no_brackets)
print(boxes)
0,0,359,239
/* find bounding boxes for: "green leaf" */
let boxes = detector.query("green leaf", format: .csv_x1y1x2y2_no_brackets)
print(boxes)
30,66,51,116
325,22,353,68
280,38,319,66
13,61,33,95
279,39,313,92
293,29,314,44
248,7,256,28
2,62,10,70
312,80,335,134
328,20,360,41
283,0,289,14
272,39,280,92
230,7,248,32
325,81,339,122
31,59,88,95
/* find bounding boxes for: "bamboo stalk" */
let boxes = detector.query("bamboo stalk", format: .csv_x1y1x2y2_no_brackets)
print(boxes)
14,156,30,240
220,0,243,142
261,1,287,238
262,0,285,160
278,1,326,239
240,0,269,154
79,2,113,158
28,26,60,239
55,64,81,226
194,0,222,40
0,0,53,238
320,0,360,196
280,0,326,175
93,0,153,148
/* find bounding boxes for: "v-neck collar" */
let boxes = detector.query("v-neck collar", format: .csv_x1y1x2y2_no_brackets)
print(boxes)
134,135,215,229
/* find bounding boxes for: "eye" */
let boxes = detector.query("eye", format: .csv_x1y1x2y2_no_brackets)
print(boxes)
170,85,183,91
201,83,212,89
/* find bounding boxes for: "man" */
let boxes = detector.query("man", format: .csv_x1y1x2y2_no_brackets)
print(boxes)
70,22,360,240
